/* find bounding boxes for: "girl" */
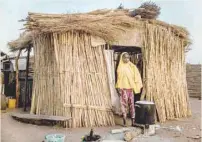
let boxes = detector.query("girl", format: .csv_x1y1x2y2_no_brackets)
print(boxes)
116,52,143,126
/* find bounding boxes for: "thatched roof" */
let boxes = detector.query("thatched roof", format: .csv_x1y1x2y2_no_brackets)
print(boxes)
25,9,189,40
8,31,33,52
9,9,190,51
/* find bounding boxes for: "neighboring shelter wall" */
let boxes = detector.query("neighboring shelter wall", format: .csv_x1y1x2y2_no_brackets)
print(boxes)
186,64,201,98
1,56,34,107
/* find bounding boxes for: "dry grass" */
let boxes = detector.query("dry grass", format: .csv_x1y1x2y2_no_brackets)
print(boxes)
24,9,189,44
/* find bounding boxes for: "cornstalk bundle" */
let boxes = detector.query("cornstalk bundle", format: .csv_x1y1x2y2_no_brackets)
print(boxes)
141,24,191,122
31,32,115,127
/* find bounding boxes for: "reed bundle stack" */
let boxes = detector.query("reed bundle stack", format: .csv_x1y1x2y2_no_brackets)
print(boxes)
8,7,191,127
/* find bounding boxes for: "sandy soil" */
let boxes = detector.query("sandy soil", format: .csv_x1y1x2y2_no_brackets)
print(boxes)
1,98,201,142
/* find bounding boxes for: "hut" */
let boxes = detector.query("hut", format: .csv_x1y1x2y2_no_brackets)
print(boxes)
9,7,191,128
1,53,34,107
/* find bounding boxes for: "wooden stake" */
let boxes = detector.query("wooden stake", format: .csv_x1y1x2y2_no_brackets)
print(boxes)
15,49,22,108
24,46,31,111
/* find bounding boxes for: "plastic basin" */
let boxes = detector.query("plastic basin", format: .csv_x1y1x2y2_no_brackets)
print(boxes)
45,134,65,142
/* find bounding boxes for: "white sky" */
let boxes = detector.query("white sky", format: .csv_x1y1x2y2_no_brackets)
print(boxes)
0,0,201,64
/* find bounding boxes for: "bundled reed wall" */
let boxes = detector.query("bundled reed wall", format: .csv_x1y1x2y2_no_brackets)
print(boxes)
141,24,191,122
31,32,115,128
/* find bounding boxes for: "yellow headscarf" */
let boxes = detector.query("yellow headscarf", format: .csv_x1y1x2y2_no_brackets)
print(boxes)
116,52,143,94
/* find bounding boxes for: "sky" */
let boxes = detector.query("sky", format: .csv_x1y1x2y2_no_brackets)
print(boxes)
0,0,201,64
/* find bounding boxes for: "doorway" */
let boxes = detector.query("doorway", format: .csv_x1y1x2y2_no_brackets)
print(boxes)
111,45,142,84
111,45,143,103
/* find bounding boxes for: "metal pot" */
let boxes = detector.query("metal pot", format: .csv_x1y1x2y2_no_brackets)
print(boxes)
135,101,156,125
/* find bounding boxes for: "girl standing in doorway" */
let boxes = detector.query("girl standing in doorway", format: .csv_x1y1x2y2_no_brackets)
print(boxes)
116,52,142,126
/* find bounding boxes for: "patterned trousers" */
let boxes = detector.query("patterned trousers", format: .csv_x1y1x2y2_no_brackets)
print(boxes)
120,89,135,118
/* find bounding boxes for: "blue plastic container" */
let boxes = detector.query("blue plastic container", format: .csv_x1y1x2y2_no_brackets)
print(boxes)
45,134,65,142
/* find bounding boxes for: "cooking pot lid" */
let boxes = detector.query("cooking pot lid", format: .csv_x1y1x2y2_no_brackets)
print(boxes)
135,101,154,104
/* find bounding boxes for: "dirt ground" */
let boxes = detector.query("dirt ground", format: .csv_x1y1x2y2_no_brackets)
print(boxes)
1,98,201,142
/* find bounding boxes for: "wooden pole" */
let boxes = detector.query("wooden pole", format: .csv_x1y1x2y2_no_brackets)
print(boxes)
24,47,31,111
15,49,22,108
